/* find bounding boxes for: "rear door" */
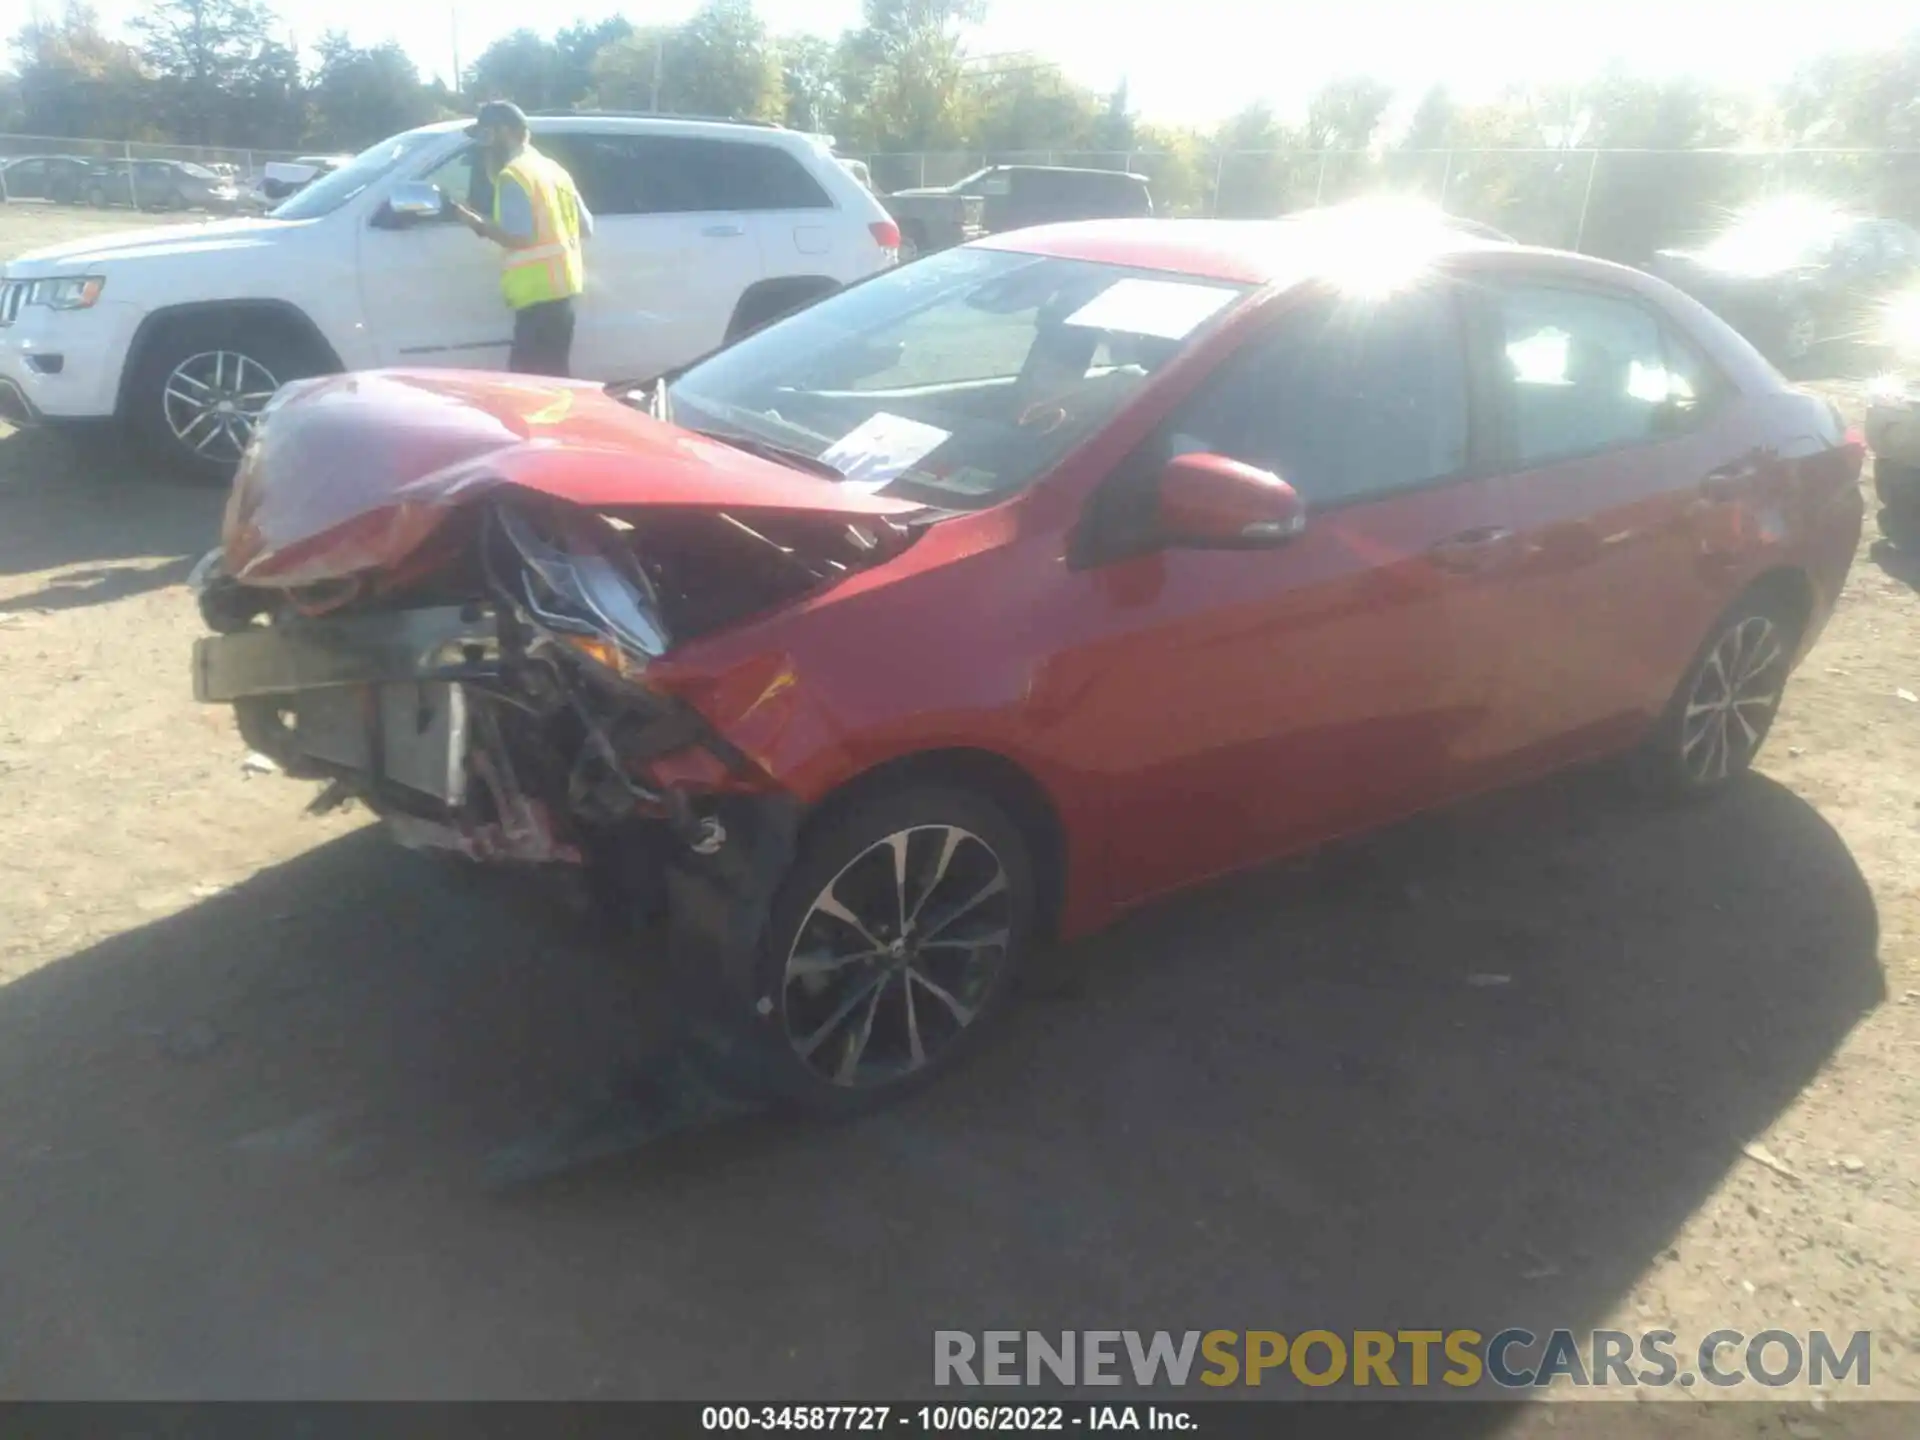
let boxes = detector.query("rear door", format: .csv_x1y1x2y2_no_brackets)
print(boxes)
552,133,767,379
1056,280,1522,905
707,139,843,283
1459,277,1749,769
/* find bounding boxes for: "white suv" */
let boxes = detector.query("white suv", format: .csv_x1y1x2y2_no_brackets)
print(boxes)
0,115,901,474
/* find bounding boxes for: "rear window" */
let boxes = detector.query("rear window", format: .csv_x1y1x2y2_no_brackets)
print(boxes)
541,133,832,216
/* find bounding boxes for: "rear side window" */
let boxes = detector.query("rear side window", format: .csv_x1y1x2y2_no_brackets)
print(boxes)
1169,285,1470,508
543,134,831,216
1489,284,1721,466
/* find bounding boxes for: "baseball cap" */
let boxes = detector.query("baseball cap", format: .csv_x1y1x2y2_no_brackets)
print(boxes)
466,101,529,138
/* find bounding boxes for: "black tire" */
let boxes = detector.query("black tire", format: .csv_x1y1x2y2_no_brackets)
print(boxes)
899,221,927,263
734,783,1037,1116
1874,459,1920,513
125,315,328,481
1638,589,1803,799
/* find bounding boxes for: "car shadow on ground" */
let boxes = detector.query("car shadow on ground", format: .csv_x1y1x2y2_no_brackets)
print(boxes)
0,768,1882,1405
0,428,221,610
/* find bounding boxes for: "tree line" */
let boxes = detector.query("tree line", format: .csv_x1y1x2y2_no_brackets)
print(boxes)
5,0,1920,260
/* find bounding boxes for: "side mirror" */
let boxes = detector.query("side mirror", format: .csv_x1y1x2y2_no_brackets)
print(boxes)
1158,451,1306,548
381,181,446,225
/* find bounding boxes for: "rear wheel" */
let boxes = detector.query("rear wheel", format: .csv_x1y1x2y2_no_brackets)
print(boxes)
741,784,1036,1115
1639,592,1800,798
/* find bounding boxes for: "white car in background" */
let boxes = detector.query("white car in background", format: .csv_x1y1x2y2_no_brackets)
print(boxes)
0,116,901,475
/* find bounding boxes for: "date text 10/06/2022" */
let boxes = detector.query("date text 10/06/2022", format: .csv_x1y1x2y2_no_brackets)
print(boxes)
701,1407,1194,1432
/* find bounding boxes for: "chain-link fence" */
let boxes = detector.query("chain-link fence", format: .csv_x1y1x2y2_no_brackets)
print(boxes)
0,133,311,210
859,147,1920,263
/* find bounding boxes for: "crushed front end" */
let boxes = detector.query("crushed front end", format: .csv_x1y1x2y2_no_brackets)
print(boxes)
189,370,918,1002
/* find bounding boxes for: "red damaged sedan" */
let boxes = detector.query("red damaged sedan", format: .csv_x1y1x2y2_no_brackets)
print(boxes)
190,215,1864,1111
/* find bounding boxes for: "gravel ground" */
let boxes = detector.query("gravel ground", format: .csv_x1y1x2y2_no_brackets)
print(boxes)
0,202,1916,1430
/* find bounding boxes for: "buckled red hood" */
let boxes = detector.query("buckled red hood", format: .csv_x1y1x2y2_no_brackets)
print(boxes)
221,369,917,588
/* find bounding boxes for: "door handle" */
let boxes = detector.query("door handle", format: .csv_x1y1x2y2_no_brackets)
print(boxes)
702,223,745,238
1427,526,1513,571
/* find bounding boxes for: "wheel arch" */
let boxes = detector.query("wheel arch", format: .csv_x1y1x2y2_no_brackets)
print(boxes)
116,300,343,418
1737,564,1817,654
799,745,1072,943
724,275,841,344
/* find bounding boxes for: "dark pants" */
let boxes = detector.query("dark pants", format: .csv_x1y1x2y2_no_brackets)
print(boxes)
509,297,576,377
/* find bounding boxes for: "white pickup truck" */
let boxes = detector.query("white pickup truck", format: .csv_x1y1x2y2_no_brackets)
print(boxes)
0,114,901,475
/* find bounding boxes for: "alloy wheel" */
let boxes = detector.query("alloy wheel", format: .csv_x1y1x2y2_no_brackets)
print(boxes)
162,350,279,464
781,824,1012,1089
1681,615,1785,784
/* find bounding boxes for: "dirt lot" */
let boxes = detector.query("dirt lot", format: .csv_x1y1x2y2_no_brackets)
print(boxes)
1,203,1917,1426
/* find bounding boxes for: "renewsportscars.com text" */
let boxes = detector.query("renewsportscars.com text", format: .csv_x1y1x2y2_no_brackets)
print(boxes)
933,1329,1872,1390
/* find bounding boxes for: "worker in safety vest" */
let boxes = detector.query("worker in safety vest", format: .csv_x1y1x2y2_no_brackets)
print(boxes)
450,101,594,377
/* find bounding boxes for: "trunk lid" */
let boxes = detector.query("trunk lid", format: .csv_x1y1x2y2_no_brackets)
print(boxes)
222,369,919,588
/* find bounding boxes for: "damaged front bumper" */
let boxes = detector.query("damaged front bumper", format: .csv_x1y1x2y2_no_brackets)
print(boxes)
190,593,751,865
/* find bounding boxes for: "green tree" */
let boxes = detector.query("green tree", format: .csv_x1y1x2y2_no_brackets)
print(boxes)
553,16,631,110
466,28,562,110
844,0,984,151
670,0,783,121
590,26,677,112
778,32,840,133
1090,78,1135,155
307,33,432,148
590,3,780,121
967,56,1098,156
131,0,279,143
10,3,154,139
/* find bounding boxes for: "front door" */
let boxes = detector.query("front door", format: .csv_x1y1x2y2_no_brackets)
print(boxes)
1047,281,1524,909
357,141,515,370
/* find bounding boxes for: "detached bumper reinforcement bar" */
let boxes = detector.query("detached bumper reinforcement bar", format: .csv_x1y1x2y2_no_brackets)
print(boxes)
192,604,502,703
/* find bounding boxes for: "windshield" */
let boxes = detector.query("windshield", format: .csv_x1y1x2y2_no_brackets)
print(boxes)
182,163,218,180
665,248,1249,506
270,131,444,220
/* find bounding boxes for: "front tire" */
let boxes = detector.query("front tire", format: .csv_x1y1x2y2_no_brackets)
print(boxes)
1640,593,1800,798
126,318,324,480
746,784,1036,1116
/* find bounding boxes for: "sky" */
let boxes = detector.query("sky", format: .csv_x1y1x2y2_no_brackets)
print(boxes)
80,0,1919,129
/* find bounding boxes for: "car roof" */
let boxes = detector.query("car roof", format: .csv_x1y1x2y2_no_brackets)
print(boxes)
974,215,1616,287
983,165,1148,182
408,114,825,153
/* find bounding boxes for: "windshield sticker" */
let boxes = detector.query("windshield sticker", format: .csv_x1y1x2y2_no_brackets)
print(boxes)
1063,278,1238,341
819,411,952,492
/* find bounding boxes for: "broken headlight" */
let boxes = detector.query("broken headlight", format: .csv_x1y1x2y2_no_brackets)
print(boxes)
489,499,670,675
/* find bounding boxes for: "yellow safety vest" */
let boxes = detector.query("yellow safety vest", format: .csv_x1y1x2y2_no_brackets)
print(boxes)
493,146,584,310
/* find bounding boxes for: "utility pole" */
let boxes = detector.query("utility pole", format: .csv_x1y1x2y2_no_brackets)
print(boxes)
650,34,664,112
451,9,462,98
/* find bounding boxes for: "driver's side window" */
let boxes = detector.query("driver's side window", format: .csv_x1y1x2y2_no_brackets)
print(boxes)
419,144,490,218
1166,285,1470,510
